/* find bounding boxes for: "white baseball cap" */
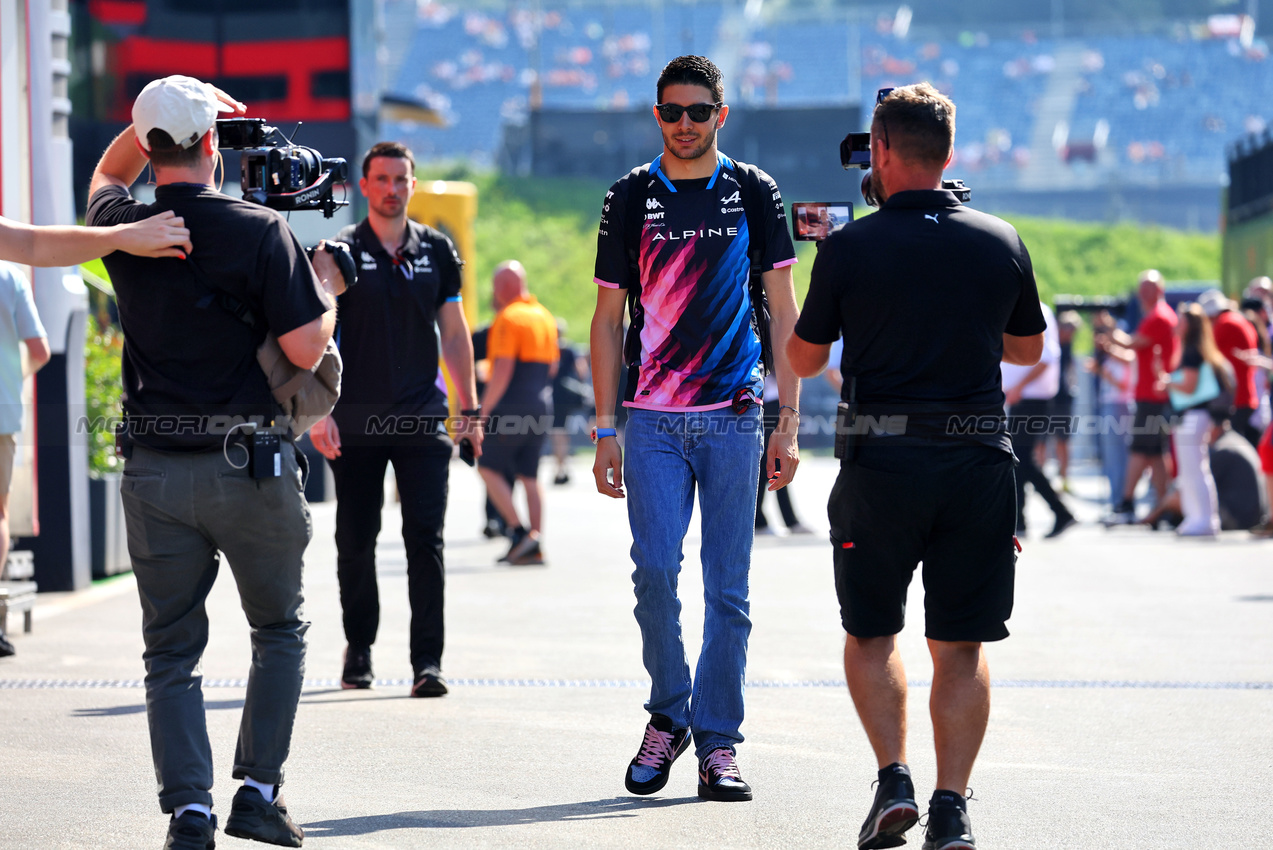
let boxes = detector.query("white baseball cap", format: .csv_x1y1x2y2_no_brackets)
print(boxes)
1196,289,1230,318
132,75,234,151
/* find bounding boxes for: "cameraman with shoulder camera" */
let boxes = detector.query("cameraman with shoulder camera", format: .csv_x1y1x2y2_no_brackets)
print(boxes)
86,76,345,850
787,83,1045,850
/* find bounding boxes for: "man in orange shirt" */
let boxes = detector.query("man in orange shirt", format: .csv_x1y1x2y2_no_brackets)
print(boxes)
479,261,559,565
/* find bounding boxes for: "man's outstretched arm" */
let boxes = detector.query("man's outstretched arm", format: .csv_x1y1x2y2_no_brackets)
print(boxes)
0,213,193,266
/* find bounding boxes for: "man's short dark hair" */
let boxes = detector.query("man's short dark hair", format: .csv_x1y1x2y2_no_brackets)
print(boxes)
872,82,956,168
362,141,416,178
656,55,724,104
146,128,209,169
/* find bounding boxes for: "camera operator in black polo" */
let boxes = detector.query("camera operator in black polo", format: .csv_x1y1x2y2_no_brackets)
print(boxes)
86,75,343,849
787,83,1044,850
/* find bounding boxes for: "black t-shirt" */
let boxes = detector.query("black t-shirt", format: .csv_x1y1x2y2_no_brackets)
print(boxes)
86,183,330,451
794,189,1045,453
331,218,462,441
593,153,796,410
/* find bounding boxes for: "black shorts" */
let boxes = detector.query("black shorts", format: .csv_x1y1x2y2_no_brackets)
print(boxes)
478,431,546,479
828,443,1017,642
1129,401,1171,456
1048,397,1074,442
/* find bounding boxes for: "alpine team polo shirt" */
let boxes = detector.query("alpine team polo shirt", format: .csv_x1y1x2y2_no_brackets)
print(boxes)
593,151,797,411
332,218,462,439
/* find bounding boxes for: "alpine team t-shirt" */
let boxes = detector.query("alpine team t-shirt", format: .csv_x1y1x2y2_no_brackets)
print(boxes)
594,152,796,410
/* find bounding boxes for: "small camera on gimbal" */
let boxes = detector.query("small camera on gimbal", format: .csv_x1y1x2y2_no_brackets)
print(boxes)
216,118,348,218
839,86,971,208
840,131,971,208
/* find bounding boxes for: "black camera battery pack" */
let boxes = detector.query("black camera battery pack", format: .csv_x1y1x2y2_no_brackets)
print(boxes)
834,377,859,463
250,431,282,479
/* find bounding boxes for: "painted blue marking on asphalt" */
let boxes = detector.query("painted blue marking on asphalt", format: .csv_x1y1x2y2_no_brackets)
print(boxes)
1,679,1271,690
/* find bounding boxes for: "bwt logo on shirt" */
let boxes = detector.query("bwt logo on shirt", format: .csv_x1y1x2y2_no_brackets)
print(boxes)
645,211,665,221
646,197,663,210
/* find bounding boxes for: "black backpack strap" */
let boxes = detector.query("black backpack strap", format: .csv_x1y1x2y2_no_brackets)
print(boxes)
623,165,651,368
728,159,774,376
186,258,261,332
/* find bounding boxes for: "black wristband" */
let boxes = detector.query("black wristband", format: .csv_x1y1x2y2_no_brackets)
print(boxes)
460,407,482,417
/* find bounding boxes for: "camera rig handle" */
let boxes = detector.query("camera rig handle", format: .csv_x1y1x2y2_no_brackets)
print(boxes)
247,161,349,218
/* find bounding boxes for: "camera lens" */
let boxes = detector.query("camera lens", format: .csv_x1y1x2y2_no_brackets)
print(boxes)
861,171,879,208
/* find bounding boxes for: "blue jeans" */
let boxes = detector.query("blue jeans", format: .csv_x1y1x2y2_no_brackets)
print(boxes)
624,406,764,757
1099,401,1131,508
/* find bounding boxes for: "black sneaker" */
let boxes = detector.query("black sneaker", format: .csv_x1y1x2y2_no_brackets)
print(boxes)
508,538,545,566
163,811,216,850
0,632,15,658
411,665,448,698
624,713,690,795
1045,513,1078,539
340,645,373,690
922,792,975,850
859,763,919,849
697,747,752,802
224,786,303,847
498,528,529,563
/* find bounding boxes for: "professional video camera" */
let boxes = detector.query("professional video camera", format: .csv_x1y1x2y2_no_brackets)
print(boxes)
839,130,971,207
216,118,348,218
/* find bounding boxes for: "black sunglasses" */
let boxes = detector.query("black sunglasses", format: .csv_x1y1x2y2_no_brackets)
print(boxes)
655,102,722,123
875,87,894,149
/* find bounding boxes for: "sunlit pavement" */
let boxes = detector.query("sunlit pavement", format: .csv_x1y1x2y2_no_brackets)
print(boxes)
2,454,1269,849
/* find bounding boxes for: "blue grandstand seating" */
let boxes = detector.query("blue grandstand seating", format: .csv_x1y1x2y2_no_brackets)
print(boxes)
386,2,1272,187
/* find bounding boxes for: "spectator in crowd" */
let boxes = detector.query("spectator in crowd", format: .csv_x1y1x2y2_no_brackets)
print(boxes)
1208,408,1266,531
1003,301,1076,538
591,55,800,803
1159,303,1232,537
87,76,339,847
473,323,517,538
1240,296,1272,438
1199,289,1261,445
1089,310,1134,511
1097,270,1179,524
478,260,559,566
1144,407,1266,532
550,319,591,486
311,140,483,699
0,262,49,659
1042,310,1082,492
755,372,811,536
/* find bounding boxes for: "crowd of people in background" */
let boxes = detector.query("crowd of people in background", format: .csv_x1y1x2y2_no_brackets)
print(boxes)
1090,272,1273,538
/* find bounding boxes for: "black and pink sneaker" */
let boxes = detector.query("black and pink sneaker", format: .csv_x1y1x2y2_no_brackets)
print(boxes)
624,713,690,795
697,746,752,802
859,762,919,849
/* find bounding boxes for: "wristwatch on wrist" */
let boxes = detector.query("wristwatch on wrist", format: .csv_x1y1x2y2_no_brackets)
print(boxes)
592,427,617,444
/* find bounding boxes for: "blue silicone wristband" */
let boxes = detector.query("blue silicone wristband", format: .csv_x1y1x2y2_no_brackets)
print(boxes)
595,428,617,440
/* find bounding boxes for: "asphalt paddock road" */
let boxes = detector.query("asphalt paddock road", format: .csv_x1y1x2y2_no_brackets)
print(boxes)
2,456,1270,849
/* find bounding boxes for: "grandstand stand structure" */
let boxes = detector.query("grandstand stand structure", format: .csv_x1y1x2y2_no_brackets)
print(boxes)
377,1,1269,227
